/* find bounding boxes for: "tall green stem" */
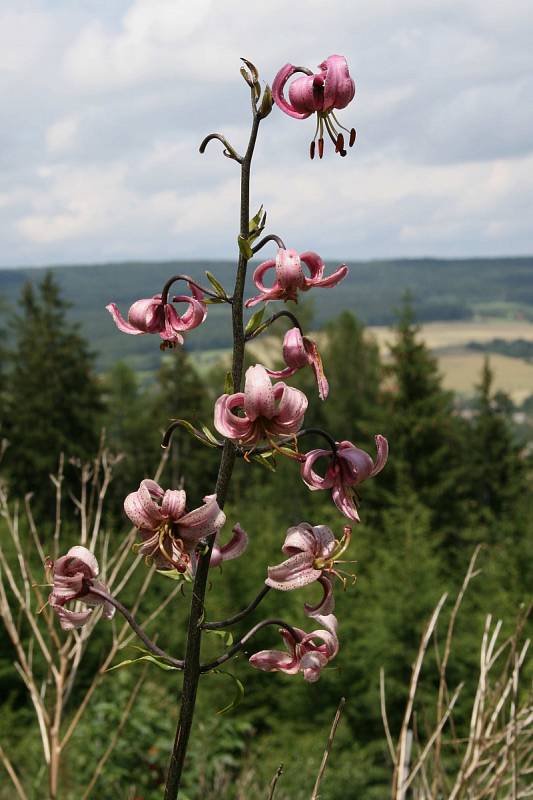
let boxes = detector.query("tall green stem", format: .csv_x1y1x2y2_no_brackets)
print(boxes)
163,109,261,799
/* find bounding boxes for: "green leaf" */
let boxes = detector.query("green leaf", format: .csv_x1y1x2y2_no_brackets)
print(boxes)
107,654,179,673
201,425,222,446
251,452,277,472
245,306,266,336
240,66,253,88
169,419,218,448
240,57,259,82
213,669,245,715
224,371,234,395
204,296,226,305
205,271,227,298
259,84,273,118
204,629,234,647
237,235,254,260
156,568,192,582
249,205,264,233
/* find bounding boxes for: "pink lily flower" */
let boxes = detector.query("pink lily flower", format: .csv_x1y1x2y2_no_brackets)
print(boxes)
214,364,307,447
266,523,352,617
249,614,338,683
48,546,115,630
265,327,329,401
272,55,356,158
245,249,348,308
106,282,207,349
301,436,389,522
124,479,226,573
210,523,249,568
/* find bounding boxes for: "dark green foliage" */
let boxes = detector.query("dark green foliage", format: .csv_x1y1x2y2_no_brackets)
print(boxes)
0,295,530,799
382,295,468,537
465,357,527,524
2,273,102,509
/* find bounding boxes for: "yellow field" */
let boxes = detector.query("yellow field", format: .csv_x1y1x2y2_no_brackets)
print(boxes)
245,320,533,402
368,320,533,353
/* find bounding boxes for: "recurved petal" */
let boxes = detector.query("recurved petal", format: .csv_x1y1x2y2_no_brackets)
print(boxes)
307,263,349,290
266,551,319,590
272,63,312,119
124,485,163,531
63,546,99,577
370,434,389,477
210,523,248,568
299,651,329,682
249,648,300,674
214,393,253,440
321,54,355,111
178,494,226,545
128,297,164,332
167,294,207,332
337,441,375,484
106,303,146,335
299,251,325,282
304,575,335,617
270,383,307,430
251,259,277,293
161,489,186,521
289,73,324,114
275,249,306,292
301,449,336,491
50,599,92,630
304,338,329,401
331,481,361,522
244,365,275,421
282,328,308,369
282,522,317,555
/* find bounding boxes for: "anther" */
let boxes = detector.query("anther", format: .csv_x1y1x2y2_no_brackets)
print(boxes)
318,138,324,159
349,129,356,147
335,133,344,153
310,141,315,160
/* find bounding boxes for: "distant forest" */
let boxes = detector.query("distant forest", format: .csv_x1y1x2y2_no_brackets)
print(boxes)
1,255,532,371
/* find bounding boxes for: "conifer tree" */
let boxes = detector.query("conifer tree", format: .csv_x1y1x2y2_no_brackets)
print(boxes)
466,357,525,524
4,272,102,505
303,311,383,442
383,295,467,533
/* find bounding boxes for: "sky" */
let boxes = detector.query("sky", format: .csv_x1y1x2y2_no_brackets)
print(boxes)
1,0,532,267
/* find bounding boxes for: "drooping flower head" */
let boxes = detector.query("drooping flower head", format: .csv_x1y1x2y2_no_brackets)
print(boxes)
106,282,207,350
124,480,226,573
266,523,352,617
214,364,307,447
272,55,356,158
302,436,389,521
245,249,348,308
47,546,115,630
249,614,338,683
265,327,328,401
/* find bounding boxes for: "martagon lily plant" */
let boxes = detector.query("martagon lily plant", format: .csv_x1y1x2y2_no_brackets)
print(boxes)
49,55,388,798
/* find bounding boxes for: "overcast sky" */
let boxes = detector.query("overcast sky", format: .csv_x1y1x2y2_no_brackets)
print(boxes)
1,0,532,267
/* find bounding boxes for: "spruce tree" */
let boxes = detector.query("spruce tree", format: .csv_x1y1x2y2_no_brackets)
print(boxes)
466,357,525,524
4,272,102,506
383,295,467,535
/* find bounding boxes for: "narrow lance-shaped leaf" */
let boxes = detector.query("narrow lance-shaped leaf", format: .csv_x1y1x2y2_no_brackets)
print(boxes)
205,271,228,299
245,306,266,336
212,669,245,715
224,371,234,395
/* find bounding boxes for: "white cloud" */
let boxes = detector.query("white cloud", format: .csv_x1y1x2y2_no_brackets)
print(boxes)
46,117,79,154
0,0,532,265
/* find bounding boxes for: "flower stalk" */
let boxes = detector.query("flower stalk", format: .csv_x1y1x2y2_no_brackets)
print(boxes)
163,78,263,800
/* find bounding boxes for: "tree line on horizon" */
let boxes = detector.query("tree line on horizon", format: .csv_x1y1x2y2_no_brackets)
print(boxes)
0,272,531,798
